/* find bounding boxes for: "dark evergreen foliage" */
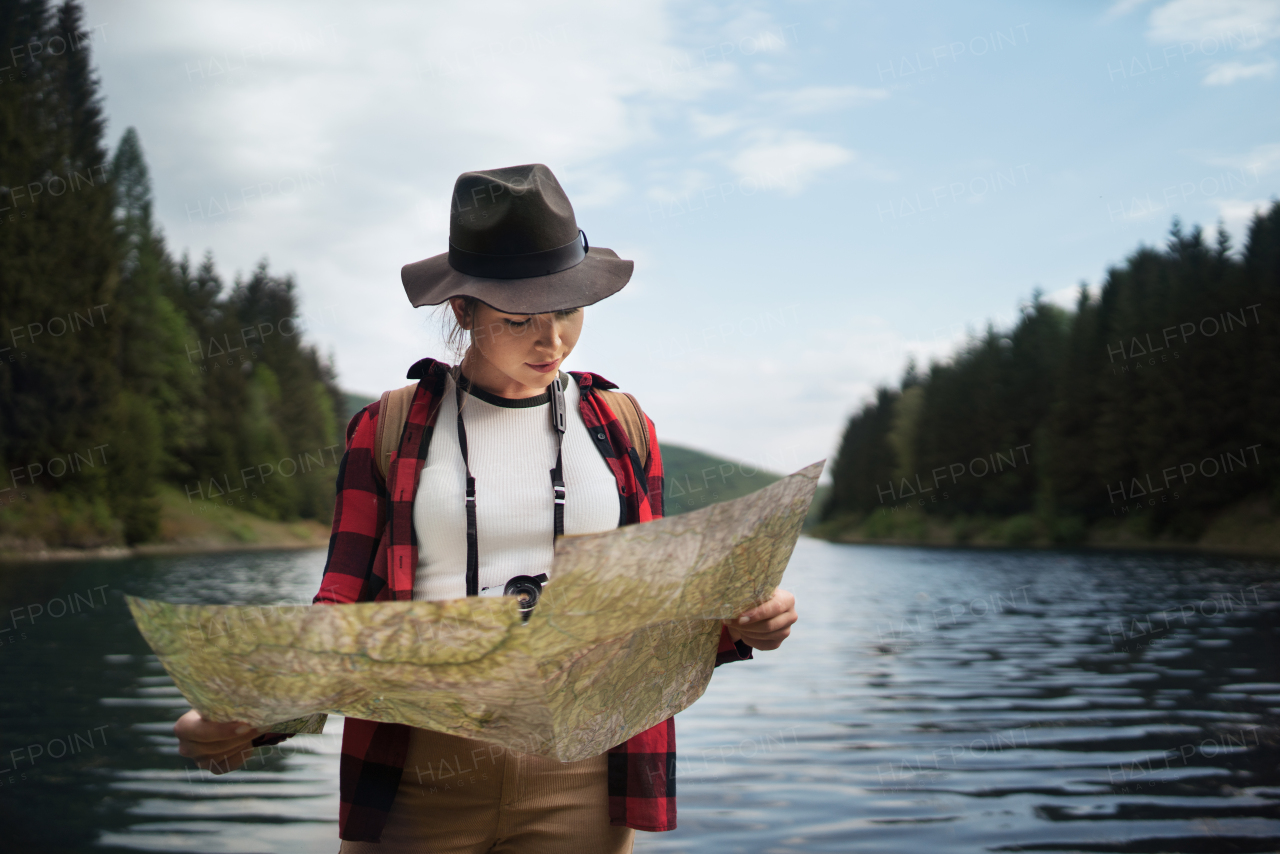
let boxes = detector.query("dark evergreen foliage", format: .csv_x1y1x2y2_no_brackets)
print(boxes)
0,0,343,544
0,0,117,493
823,203,1280,540
823,387,900,518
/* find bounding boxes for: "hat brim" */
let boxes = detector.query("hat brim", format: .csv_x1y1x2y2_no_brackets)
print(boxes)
401,246,633,313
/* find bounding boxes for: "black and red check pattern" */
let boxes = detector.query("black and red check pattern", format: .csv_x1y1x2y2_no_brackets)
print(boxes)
309,358,751,842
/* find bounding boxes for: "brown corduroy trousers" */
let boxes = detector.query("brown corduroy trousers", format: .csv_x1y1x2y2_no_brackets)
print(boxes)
339,727,636,853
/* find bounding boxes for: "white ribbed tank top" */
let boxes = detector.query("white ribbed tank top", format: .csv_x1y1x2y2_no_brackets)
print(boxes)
412,373,621,602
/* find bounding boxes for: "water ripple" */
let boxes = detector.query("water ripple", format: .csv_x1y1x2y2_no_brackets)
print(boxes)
1,542,1277,852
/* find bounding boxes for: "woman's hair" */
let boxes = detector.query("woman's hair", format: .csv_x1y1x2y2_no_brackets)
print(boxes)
439,297,479,411
439,296,479,363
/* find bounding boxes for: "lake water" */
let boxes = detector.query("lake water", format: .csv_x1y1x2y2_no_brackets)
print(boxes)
1,539,1278,853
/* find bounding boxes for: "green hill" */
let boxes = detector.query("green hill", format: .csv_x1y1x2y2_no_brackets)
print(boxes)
660,444,827,527
661,444,780,515
342,391,377,425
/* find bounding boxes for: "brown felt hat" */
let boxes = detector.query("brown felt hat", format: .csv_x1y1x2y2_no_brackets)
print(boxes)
400,164,633,313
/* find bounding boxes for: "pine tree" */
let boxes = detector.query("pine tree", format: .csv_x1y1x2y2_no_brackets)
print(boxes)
820,388,899,520
0,0,117,503
106,127,201,541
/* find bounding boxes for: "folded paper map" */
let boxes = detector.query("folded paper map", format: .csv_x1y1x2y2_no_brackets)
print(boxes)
127,461,823,761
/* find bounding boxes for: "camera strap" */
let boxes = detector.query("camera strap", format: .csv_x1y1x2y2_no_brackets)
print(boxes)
455,371,567,597
549,371,567,543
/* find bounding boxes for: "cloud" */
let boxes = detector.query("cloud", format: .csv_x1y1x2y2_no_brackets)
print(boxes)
728,130,853,193
689,84,887,140
1205,142,1280,176
672,81,889,200
555,165,631,209
85,0,720,394
1203,57,1277,83
1044,283,1102,310
707,7,797,58
1104,0,1156,20
688,109,748,139
1147,0,1280,44
763,84,889,115
1216,198,1274,236
642,167,717,204
1140,0,1280,85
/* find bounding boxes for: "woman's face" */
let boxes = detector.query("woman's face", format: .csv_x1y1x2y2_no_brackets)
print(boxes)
453,298,584,396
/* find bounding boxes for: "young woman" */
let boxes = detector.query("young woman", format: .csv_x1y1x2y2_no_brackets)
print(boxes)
173,164,799,853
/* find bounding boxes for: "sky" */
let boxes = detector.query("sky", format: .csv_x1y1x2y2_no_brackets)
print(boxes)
81,0,1280,475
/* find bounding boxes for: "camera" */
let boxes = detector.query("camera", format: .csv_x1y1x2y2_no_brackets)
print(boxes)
503,573,548,621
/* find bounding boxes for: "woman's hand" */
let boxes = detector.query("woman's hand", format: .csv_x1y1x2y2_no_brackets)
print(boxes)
724,588,797,650
173,709,261,774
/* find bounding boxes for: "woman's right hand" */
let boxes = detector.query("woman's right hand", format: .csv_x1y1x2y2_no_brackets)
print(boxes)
173,709,261,774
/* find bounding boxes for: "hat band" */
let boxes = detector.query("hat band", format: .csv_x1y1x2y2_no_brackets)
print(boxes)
448,230,587,280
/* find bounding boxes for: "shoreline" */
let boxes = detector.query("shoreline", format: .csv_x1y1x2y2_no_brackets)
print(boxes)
0,539,327,564
5,478,1274,565
0,485,331,564
5,529,1275,566
810,497,1280,561
813,532,1280,560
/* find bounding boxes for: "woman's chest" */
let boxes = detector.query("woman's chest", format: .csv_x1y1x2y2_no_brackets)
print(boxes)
416,395,622,538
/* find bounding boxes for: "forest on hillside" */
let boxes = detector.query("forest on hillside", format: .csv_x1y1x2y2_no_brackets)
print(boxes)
0,1,343,546
819,204,1280,547
6,0,1276,555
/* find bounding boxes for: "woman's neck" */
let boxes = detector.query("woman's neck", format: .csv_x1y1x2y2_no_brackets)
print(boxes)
459,352,551,399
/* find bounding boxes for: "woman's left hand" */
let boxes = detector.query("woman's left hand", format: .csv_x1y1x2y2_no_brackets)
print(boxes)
724,588,797,650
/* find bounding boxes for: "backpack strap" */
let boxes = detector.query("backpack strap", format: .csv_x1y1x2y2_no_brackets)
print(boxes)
596,389,649,469
374,383,418,484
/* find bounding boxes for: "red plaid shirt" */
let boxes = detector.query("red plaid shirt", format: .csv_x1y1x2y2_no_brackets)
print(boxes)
310,357,751,842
